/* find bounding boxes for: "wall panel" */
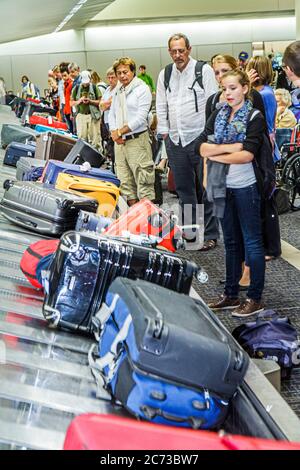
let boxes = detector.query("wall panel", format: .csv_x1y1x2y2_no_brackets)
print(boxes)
86,50,123,79
48,52,87,71
122,48,161,83
11,54,49,96
0,56,13,91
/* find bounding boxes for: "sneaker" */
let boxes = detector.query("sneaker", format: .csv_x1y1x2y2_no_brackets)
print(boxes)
232,298,264,318
208,294,240,310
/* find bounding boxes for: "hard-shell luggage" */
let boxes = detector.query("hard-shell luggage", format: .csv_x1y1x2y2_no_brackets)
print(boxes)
3,141,36,167
21,101,56,125
29,114,68,130
104,199,184,252
35,124,77,139
0,180,98,236
55,173,120,217
43,231,200,333
89,278,248,429
63,413,300,450
42,160,120,187
64,139,105,168
1,124,38,149
16,157,46,181
35,132,76,162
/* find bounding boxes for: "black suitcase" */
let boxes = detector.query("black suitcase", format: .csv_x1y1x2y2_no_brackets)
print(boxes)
21,101,56,125
0,180,98,235
4,142,36,167
16,157,46,181
43,231,200,333
64,139,105,168
1,124,38,149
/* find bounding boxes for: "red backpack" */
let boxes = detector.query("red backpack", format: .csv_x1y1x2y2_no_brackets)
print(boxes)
20,239,59,289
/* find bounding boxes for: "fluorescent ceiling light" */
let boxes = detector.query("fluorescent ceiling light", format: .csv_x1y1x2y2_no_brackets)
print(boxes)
54,0,88,33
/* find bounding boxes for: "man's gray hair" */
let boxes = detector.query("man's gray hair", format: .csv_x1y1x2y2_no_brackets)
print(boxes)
68,62,80,72
168,33,190,49
106,67,115,76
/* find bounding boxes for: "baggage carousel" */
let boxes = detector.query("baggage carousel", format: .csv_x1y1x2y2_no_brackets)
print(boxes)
0,106,299,450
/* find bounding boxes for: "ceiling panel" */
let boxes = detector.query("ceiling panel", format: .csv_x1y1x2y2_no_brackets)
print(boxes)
0,0,115,45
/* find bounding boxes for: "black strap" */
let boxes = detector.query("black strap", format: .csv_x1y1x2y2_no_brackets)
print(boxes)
26,247,43,260
164,60,206,113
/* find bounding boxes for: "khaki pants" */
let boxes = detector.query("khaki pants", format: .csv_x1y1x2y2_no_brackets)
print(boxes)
76,113,101,149
115,131,155,201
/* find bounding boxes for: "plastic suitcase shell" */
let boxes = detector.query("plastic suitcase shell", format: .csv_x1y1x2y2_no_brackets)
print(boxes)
63,414,300,450
3,142,36,167
43,231,199,333
0,180,98,236
1,124,38,149
64,139,105,168
55,173,120,217
35,132,76,162
16,157,47,181
105,199,183,252
35,124,77,139
42,160,120,187
29,114,68,130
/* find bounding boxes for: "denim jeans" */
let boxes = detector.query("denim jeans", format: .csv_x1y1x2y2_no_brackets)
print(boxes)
220,183,265,302
165,137,219,241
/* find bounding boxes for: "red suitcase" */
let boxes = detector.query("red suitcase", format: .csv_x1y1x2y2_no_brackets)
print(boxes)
167,168,177,194
63,414,300,451
105,199,184,252
29,114,68,131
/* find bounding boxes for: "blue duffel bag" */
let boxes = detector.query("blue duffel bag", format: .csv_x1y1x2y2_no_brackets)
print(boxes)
89,278,249,430
233,310,300,379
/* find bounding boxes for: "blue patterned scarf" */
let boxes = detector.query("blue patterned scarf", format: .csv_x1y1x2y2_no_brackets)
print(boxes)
214,99,253,144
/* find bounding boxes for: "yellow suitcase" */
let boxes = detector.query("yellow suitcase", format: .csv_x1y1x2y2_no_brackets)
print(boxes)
55,173,120,217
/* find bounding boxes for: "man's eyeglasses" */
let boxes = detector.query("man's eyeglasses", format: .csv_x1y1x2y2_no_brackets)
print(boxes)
169,48,187,56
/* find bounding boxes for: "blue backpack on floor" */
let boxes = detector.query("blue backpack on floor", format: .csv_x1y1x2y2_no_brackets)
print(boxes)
89,278,248,430
232,310,300,379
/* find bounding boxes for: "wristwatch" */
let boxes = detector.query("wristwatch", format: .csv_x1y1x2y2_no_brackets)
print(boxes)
117,129,122,137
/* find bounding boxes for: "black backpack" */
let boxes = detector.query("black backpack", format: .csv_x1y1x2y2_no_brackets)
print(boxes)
164,60,206,112
248,109,276,199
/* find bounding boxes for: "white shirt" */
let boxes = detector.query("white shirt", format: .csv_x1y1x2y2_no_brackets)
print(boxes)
102,86,117,125
156,57,218,147
109,81,152,136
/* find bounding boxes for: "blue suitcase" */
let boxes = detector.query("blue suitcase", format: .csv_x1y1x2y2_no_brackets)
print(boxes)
35,125,77,139
4,141,36,167
89,278,249,430
42,160,120,186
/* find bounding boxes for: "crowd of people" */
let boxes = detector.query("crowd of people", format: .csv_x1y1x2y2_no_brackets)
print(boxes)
7,37,300,317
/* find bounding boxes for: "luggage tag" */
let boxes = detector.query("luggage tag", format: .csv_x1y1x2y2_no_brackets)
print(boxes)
79,161,92,173
47,115,53,125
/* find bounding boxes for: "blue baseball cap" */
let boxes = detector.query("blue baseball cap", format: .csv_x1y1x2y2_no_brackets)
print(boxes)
238,51,249,61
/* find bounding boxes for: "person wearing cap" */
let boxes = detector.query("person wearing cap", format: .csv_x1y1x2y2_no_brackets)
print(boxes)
109,57,155,206
238,51,249,70
70,70,101,148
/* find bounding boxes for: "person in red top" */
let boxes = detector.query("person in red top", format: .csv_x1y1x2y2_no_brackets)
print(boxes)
60,63,74,133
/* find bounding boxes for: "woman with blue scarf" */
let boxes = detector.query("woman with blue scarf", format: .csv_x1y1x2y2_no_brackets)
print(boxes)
197,69,265,318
